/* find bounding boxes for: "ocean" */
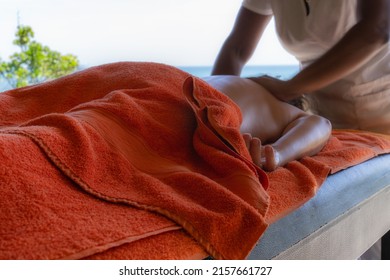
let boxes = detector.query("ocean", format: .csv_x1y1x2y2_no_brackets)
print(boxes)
178,65,299,79
0,65,299,92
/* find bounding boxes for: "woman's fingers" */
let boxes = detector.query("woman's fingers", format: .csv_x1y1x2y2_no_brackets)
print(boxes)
248,137,263,167
263,145,279,171
242,133,252,150
243,134,280,171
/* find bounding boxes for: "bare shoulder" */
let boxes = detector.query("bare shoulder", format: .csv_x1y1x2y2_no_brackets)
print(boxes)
203,76,284,104
202,75,276,109
203,76,305,142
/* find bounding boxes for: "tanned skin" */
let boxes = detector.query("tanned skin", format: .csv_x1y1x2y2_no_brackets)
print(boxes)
203,76,332,171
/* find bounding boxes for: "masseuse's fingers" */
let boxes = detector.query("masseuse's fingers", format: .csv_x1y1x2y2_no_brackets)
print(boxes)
248,75,297,102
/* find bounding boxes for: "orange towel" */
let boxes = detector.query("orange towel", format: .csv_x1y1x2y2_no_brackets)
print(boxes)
0,62,269,260
1,62,390,260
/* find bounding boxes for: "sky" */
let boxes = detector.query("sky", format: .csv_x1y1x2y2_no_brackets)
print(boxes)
0,0,298,67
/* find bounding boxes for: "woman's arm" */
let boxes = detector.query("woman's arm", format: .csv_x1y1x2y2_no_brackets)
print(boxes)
270,114,331,166
245,113,332,171
211,7,272,75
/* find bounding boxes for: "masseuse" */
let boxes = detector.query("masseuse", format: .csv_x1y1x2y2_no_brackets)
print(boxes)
212,0,390,134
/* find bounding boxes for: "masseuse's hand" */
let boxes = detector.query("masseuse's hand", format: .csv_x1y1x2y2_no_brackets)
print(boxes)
248,75,300,102
242,133,280,171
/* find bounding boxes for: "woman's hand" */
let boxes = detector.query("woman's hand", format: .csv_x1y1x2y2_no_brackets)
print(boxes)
248,75,301,102
242,133,280,171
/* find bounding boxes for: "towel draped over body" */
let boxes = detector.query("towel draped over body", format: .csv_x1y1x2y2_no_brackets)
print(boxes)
1,62,389,260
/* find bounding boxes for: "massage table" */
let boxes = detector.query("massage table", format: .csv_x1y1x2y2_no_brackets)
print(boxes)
248,153,390,260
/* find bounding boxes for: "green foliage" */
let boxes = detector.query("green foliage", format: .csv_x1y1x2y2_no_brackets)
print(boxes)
0,25,79,88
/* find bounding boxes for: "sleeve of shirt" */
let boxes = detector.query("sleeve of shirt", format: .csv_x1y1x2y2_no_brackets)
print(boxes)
242,0,273,15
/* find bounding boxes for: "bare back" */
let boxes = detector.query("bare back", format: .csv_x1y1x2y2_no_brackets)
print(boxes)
202,76,305,143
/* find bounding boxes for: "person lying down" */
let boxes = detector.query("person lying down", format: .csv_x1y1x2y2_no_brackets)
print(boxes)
1,62,331,173
203,75,332,171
